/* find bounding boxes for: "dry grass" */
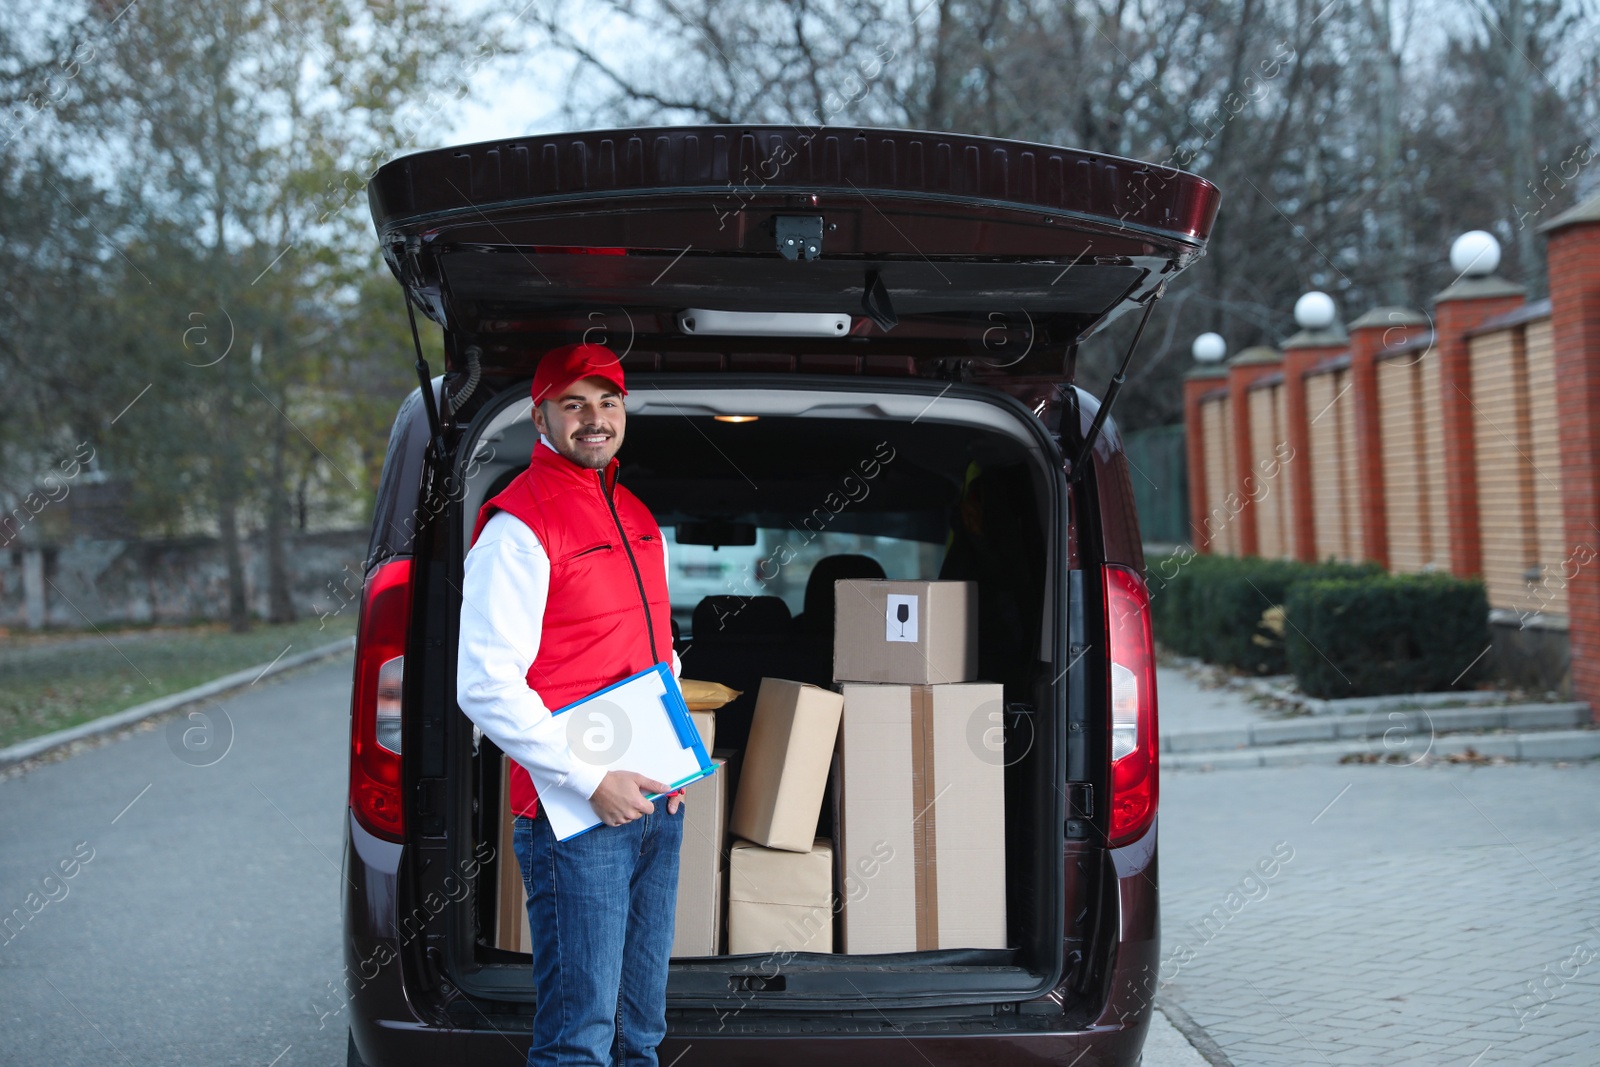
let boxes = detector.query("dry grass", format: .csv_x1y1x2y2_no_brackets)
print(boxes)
0,615,357,749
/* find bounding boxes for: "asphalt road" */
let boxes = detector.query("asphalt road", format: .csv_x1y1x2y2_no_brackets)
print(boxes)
20,650,1593,1065
0,651,1218,1067
0,656,353,1067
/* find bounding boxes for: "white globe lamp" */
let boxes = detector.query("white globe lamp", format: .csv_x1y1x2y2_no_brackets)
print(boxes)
1450,231,1501,277
1293,291,1337,331
1192,332,1227,364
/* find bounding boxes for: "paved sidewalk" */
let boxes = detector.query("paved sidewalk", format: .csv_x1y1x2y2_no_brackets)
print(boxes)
1158,660,1280,733
1157,669,1600,1065
1157,659,1596,767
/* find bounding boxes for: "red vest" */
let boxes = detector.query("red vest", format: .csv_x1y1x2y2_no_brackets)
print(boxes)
470,441,672,817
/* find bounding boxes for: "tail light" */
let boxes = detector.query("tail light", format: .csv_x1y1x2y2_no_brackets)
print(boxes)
350,558,413,842
1105,564,1158,846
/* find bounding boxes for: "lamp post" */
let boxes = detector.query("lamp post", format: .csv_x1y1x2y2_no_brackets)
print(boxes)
1192,332,1227,364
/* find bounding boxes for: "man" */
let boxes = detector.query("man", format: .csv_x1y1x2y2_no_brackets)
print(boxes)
456,341,683,1067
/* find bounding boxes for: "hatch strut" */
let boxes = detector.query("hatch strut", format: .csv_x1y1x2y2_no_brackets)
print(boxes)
1068,284,1166,482
404,291,448,463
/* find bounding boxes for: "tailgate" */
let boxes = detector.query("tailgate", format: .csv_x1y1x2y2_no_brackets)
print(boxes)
368,126,1219,377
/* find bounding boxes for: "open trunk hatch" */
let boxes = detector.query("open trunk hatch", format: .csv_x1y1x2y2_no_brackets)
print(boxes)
368,126,1220,378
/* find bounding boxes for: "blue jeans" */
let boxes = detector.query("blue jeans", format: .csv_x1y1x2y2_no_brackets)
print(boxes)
512,805,683,1067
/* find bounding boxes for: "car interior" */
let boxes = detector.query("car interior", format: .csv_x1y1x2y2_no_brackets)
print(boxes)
455,381,1067,989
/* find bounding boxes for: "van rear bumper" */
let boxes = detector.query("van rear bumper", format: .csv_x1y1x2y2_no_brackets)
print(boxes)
345,816,1158,1067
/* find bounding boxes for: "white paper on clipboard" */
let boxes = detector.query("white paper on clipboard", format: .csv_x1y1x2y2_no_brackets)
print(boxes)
526,664,715,841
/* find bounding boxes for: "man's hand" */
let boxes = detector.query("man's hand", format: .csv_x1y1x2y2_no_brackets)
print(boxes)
589,771,675,826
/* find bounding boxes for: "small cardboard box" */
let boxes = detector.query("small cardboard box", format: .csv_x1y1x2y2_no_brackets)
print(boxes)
672,756,728,957
729,679,844,853
727,839,834,955
833,580,977,685
838,683,1007,951
688,710,716,753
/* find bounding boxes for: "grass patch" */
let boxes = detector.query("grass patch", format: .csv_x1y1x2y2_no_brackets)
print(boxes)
0,615,357,749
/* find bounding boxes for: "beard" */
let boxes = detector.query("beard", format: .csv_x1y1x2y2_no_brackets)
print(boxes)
556,426,617,469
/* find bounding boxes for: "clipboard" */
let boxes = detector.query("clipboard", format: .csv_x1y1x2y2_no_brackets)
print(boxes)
528,663,717,841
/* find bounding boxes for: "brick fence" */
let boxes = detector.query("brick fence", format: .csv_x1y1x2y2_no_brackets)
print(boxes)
1184,194,1600,703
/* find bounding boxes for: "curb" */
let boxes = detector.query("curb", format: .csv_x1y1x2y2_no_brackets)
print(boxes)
1163,701,1592,753
0,635,355,771
1164,728,1600,769
1243,677,1516,716
1156,998,1237,1067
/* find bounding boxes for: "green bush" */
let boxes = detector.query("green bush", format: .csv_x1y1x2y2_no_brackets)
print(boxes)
1147,554,1377,674
1283,574,1490,698
1147,552,1228,658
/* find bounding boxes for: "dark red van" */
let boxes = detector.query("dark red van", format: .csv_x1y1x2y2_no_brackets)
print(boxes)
343,126,1219,1066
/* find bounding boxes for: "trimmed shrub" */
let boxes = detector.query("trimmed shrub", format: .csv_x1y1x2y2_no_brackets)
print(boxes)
1147,554,1377,674
1284,574,1490,698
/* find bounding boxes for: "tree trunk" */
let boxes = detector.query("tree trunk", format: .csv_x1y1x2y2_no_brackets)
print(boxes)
266,396,295,623
1363,0,1408,305
1501,0,1545,295
218,486,250,633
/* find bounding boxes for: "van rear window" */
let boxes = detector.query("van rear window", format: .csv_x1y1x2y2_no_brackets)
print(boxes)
667,528,943,635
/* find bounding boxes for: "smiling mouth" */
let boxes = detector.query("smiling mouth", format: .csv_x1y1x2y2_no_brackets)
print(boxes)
573,432,612,445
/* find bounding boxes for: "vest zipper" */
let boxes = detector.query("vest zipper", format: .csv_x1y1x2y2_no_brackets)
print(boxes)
599,469,661,665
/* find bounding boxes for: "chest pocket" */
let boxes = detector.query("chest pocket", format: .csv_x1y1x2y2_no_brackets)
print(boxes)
557,541,615,566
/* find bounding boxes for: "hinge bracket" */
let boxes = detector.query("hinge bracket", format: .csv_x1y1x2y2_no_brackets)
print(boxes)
774,215,823,260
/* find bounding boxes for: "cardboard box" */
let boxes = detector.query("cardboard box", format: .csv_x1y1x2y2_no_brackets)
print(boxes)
495,754,533,953
833,580,977,685
727,839,834,955
672,756,728,957
501,741,734,959
729,679,844,852
836,686,918,954
919,683,1008,949
688,709,715,753
838,684,1007,951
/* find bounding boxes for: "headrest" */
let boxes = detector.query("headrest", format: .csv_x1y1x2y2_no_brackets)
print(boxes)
692,595,792,639
801,554,887,633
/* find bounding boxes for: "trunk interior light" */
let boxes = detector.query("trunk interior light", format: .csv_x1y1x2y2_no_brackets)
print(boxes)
1104,564,1159,846
712,415,760,423
678,309,852,337
350,558,413,842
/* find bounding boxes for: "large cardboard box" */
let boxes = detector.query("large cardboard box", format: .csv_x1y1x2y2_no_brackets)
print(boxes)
727,839,834,955
833,580,977,685
729,679,843,852
495,755,533,953
835,686,918,954
671,756,728,957
838,683,1008,952
502,738,731,958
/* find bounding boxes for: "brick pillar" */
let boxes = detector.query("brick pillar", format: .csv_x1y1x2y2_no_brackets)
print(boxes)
1184,366,1228,552
1542,196,1600,709
1226,347,1283,558
1280,327,1348,562
1432,276,1527,578
1345,308,1432,570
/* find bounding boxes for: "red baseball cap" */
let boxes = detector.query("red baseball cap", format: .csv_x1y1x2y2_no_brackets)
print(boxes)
530,343,627,405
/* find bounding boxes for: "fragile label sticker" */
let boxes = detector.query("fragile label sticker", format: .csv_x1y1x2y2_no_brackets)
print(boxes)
885,594,919,643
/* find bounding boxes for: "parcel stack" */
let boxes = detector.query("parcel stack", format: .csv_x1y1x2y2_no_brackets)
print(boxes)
833,579,1008,953
726,678,844,955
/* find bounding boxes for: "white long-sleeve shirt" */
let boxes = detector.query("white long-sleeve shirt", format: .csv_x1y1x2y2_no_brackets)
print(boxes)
456,473,679,802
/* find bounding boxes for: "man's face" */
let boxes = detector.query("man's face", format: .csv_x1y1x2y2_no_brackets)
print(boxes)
532,376,626,470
